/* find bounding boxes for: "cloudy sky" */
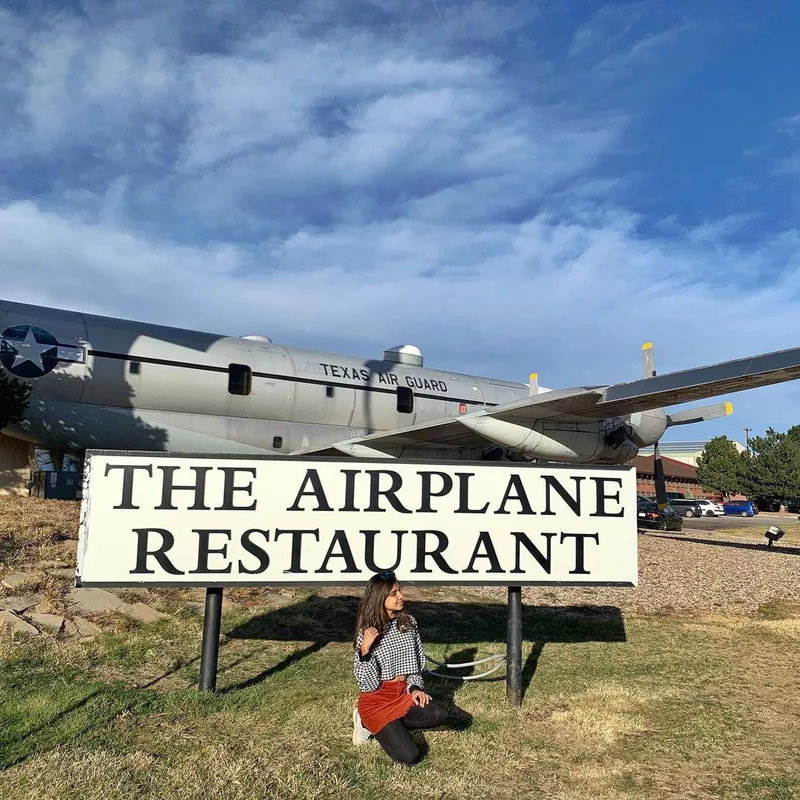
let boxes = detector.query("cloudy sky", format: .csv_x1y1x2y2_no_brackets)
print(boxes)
2,0,799,443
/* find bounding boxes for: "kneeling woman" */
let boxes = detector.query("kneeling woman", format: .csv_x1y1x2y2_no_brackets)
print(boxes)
352,571,448,765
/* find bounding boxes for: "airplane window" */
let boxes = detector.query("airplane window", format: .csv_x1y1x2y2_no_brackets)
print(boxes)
129,361,141,375
273,436,283,449
228,364,252,396
326,386,335,398
397,386,414,414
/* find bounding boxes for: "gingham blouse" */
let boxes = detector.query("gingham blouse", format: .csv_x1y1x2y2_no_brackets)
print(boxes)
353,616,426,694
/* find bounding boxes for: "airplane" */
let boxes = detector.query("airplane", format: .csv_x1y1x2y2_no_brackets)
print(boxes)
1,297,799,467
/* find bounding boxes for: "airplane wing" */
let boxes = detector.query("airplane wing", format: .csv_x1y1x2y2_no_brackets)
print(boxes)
293,344,800,457
586,344,800,418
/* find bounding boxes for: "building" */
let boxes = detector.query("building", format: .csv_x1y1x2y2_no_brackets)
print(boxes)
630,440,748,499
629,453,712,498
636,440,746,468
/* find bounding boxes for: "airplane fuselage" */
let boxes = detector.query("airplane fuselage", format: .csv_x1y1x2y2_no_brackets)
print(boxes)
0,299,661,463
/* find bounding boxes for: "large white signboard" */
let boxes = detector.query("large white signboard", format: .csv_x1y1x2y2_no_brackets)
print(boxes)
76,452,638,587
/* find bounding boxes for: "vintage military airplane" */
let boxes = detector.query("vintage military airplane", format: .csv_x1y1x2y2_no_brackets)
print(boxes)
1,297,798,465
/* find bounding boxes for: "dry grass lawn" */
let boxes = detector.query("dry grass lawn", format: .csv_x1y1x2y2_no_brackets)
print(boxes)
1,498,799,800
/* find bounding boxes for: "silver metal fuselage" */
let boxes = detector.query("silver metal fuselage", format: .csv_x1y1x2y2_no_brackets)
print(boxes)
0,299,661,463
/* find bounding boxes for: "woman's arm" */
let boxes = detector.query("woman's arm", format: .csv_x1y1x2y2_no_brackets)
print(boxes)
406,627,426,694
353,629,381,693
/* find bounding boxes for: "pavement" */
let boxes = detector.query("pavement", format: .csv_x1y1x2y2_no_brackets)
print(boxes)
682,512,799,531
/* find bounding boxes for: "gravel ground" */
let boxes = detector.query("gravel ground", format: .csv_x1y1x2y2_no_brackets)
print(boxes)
468,530,800,616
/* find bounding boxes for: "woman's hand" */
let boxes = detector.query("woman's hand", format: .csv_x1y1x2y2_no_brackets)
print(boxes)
410,689,431,707
361,626,379,655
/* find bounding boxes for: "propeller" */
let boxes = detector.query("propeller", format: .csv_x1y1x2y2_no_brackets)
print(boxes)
642,344,669,510
667,402,733,427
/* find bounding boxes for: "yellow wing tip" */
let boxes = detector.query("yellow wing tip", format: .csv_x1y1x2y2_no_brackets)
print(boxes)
725,401,733,415
642,342,653,350
529,372,538,380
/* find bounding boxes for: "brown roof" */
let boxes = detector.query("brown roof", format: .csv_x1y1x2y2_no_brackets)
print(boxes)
628,454,698,480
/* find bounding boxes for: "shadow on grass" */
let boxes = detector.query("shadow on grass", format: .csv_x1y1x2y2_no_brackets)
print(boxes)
225,596,626,702
0,599,625,770
646,532,800,555
0,656,198,771
0,684,140,771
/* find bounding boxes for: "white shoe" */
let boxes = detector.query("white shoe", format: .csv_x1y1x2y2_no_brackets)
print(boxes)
352,708,371,745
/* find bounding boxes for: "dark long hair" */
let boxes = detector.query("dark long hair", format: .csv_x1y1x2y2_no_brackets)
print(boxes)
353,571,415,647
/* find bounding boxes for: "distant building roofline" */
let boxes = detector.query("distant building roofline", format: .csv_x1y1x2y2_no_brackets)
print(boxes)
639,439,745,453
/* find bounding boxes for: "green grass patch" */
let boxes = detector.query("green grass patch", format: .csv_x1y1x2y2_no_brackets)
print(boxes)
1,593,800,799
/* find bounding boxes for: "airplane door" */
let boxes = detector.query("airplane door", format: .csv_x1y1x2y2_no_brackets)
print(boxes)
237,342,296,423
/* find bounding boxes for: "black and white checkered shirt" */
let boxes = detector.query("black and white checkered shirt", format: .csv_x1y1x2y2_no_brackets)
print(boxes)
353,616,426,694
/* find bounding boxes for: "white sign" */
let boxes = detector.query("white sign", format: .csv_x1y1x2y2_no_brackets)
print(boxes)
76,452,638,587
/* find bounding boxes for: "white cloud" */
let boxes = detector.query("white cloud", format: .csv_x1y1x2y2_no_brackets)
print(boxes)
0,1,799,444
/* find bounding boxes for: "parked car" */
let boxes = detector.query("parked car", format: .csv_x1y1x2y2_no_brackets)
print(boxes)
637,500,683,532
668,499,704,517
754,497,782,512
694,499,725,517
722,499,758,517
785,499,800,514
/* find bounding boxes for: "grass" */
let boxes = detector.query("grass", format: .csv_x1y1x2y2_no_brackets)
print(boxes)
1,595,800,799
1,499,799,799
705,523,800,544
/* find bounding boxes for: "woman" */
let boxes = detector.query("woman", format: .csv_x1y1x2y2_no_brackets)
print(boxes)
352,570,448,765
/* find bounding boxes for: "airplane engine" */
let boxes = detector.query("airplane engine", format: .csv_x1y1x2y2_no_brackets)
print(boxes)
626,409,668,447
458,416,639,465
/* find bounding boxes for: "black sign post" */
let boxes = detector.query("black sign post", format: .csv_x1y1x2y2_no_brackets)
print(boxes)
506,585,522,706
199,587,223,692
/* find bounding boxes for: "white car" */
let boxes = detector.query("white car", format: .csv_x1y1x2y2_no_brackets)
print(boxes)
694,499,725,517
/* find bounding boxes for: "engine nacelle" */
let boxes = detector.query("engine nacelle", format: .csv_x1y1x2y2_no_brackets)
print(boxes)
627,409,668,447
457,416,639,465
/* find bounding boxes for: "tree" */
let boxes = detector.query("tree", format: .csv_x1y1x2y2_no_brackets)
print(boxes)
0,370,31,432
740,427,800,501
696,436,745,497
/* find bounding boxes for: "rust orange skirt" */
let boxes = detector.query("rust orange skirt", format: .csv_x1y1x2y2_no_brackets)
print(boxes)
358,678,414,734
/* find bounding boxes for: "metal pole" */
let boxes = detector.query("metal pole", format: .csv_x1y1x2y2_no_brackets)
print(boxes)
199,587,223,692
506,585,522,707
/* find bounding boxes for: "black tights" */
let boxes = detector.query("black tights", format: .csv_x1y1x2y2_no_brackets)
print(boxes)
373,699,449,765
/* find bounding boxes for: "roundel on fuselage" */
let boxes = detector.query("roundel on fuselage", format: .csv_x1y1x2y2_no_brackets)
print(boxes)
0,325,59,379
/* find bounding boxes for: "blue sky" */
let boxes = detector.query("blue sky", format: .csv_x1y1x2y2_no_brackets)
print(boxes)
1,0,799,444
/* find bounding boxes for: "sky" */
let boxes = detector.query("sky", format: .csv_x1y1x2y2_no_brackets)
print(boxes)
1,0,800,444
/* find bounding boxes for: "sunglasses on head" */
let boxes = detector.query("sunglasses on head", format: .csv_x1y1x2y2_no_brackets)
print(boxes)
375,570,395,582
